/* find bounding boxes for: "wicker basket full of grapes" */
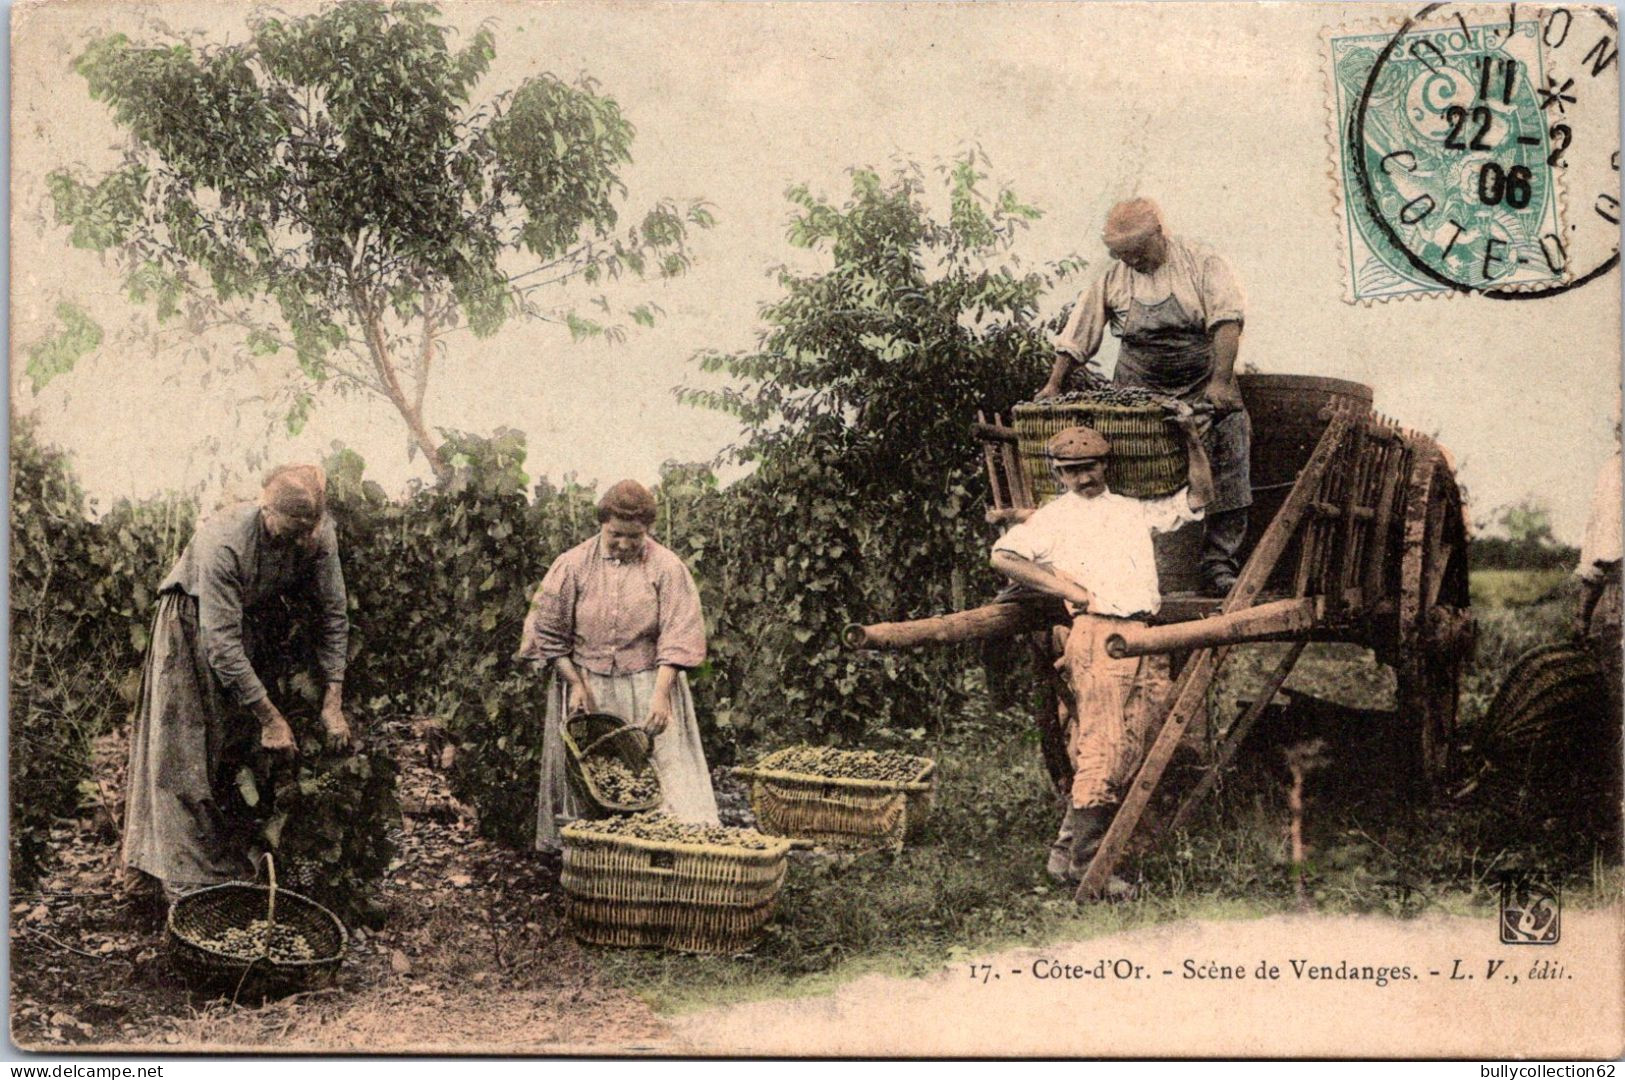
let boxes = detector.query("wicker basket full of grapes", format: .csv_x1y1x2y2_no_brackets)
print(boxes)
561,813,793,953
733,746,936,851
563,712,662,816
165,854,345,996
1012,386,1189,503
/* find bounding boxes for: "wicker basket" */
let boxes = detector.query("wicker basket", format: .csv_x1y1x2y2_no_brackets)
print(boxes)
563,712,662,816
560,818,792,953
734,747,936,851
165,855,345,996
1479,643,1612,788
1013,398,1187,502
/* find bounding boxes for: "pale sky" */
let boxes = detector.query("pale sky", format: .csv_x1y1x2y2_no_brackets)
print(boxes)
11,1,1623,540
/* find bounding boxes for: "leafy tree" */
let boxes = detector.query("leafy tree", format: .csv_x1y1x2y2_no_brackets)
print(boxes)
1470,497,1579,570
24,302,103,393
48,0,712,480
683,155,1084,744
1499,498,1558,549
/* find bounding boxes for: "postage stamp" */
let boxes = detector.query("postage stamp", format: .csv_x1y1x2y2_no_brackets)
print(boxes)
1327,4,1620,303
1328,11,1564,302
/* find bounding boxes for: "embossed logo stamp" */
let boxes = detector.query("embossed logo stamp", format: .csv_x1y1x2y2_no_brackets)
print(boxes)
1499,875,1561,945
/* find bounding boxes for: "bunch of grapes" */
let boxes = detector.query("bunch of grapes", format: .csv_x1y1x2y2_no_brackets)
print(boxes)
582,756,660,804
566,812,781,851
196,919,318,963
1026,386,1173,408
760,745,930,783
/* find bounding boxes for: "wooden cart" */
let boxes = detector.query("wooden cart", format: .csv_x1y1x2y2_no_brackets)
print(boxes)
843,374,1473,899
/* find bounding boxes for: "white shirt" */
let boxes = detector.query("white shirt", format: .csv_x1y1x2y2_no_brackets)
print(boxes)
993,487,1204,616
1577,448,1622,582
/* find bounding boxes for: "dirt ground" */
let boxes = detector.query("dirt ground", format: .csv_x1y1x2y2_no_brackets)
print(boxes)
9,720,672,1054
14,708,1623,1057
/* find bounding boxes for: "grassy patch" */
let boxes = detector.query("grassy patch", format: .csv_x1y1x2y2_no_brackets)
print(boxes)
592,571,1616,1014
1470,568,1575,610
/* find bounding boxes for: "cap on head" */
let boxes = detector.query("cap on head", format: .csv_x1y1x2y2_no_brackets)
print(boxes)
260,463,327,520
1047,426,1111,463
597,478,658,526
1103,197,1164,249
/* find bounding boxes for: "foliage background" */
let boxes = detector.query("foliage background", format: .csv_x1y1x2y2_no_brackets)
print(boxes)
10,162,1077,883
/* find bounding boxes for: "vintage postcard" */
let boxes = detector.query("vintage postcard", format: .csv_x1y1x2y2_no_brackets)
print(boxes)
9,0,1624,1060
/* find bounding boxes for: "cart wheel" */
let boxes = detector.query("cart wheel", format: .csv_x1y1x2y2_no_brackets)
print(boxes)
1029,632,1075,796
1396,439,1472,785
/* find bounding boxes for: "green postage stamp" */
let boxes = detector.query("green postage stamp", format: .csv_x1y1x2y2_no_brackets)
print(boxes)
1327,6,1619,303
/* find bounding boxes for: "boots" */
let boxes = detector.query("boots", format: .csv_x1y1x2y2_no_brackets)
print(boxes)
1046,806,1082,884
1067,803,1141,901
1066,804,1112,882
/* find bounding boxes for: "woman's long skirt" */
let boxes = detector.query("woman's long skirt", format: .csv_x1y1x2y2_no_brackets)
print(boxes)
121,592,256,896
535,666,720,852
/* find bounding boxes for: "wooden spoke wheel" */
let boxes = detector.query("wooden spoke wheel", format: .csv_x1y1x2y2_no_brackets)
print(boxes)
1029,631,1075,796
1396,438,1473,785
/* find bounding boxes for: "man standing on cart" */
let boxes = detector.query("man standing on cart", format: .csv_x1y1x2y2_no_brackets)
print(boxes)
1038,197,1251,597
991,421,1214,892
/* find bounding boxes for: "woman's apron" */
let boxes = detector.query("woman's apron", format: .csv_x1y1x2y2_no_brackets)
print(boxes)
1113,294,1251,514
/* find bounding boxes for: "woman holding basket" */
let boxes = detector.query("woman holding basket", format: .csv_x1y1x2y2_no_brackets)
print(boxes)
516,479,719,852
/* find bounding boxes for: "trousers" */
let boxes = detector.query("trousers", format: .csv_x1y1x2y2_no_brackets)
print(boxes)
1059,613,1172,808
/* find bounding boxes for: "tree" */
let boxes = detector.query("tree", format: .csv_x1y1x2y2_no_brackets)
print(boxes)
47,1,712,481
1499,498,1558,549
682,155,1084,744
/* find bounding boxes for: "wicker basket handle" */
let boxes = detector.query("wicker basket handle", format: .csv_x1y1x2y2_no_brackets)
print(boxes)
578,723,653,760
258,851,278,933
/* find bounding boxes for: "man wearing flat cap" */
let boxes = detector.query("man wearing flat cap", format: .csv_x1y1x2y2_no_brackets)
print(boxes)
991,419,1213,890
1039,197,1251,597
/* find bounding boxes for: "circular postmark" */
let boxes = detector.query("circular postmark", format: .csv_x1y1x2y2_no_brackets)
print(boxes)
1348,3,1619,299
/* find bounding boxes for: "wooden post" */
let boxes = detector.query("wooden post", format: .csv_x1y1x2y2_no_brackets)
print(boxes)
979,411,1008,516
1156,641,1307,837
1029,632,1075,794
843,602,1060,650
1363,428,1407,602
1103,597,1321,658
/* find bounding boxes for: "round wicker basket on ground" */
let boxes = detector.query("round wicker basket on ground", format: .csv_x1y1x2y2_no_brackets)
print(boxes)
165,856,345,997
1477,643,1616,798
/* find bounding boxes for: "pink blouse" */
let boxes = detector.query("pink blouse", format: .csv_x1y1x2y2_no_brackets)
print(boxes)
516,534,706,676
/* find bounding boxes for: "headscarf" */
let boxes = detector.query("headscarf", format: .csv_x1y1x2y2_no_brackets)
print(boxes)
1103,197,1165,249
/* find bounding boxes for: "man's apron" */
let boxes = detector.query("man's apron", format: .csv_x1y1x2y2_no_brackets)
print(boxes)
1113,294,1252,514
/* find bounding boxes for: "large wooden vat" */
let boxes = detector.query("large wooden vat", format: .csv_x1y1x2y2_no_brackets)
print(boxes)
1155,374,1374,593
1240,374,1374,586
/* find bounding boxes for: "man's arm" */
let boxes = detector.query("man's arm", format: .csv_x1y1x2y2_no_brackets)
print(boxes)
1204,322,1244,412
311,521,353,746
1041,277,1110,398
991,550,1092,611
1039,353,1077,400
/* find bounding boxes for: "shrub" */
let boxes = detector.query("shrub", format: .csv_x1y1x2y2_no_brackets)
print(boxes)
9,420,191,889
